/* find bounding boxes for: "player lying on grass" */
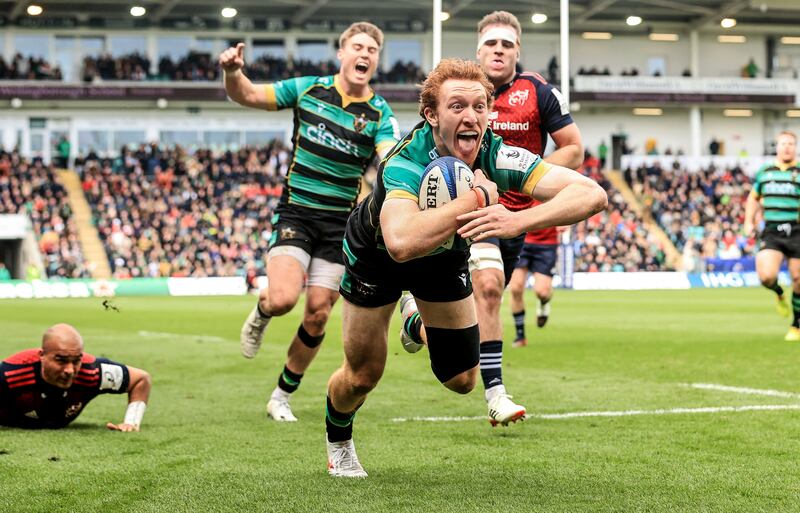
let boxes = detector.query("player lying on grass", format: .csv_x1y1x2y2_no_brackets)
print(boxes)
0,323,151,431
324,58,607,477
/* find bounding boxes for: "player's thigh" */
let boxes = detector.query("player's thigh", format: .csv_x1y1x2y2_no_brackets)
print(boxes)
305,257,343,311
416,295,477,329
756,249,784,282
469,241,505,298
265,250,308,302
341,300,395,377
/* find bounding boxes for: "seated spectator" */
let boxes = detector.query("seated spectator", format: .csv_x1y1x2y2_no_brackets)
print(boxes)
0,151,91,278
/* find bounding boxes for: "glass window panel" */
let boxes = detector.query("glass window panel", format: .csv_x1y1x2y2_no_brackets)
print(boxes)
110,36,146,57
385,39,422,66
195,38,218,54
14,35,50,59
203,131,241,151
297,40,331,63
113,131,146,151
245,131,284,146
158,36,192,60
160,131,200,150
252,39,284,59
30,133,44,153
78,130,109,155
80,37,105,54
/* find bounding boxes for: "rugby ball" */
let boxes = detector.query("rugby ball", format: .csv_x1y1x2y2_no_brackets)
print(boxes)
418,156,475,210
418,156,475,251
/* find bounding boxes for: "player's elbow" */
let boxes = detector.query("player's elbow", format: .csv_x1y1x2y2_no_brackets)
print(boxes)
385,237,415,263
567,143,585,169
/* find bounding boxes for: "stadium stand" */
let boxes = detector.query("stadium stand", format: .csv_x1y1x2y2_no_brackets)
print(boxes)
78,143,288,281
573,157,671,272
0,151,91,278
0,53,62,80
624,163,755,272
76,52,425,84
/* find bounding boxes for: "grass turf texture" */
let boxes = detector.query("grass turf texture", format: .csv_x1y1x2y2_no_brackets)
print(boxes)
1,288,799,512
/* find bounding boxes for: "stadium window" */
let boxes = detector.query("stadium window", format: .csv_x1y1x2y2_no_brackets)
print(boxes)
245,131,285,146
203,131,242,152
252,39,285,59
113,131,146,151
13,34,50,59
30,133,44,154
110,36,146,58
384,39,422,68
161,130,201,151
194,38,219,55
297,40,332,63
78,131,110,156
158,36,193,60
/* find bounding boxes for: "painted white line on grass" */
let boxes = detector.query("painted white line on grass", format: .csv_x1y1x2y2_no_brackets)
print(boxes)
690,383,800,399
137,330,229,343
391,404,800,423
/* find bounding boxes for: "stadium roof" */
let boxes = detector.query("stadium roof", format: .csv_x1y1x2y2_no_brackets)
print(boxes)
2,0,800,34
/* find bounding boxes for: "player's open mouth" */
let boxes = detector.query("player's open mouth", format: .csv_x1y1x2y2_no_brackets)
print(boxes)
456,130,479,155
355,62,369,75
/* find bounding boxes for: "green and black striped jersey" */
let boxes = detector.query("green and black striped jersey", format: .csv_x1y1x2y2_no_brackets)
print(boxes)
346,121,551,257
264,74,400,212
752,161,800,224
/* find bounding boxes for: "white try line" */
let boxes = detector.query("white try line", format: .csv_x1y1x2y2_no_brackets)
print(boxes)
689,383,800,399
137,331,229,343
391,404,800,423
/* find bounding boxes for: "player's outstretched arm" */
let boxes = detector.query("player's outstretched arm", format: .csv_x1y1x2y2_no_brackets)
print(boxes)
457,165,606,241
545,124,584,169
381,169,498,262
219,43,268,109
106,366,151,433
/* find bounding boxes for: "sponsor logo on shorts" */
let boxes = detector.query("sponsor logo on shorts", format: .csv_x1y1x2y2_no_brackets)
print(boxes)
354,278,377,297
281,227,297,240
458,272,468,287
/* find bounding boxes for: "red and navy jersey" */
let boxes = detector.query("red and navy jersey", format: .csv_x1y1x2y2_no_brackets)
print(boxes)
0,349,129,429
491,72,574,213
524,202,559,245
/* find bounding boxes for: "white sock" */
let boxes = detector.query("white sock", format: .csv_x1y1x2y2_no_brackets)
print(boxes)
485,384,506,402
271,387,291,401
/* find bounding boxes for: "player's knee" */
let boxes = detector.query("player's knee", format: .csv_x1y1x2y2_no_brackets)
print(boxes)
535,285,551,302
443,368,478,394
426,325,480,385
303,308,330,336
348,366,383,396
474,273,503,310
266,291,299,316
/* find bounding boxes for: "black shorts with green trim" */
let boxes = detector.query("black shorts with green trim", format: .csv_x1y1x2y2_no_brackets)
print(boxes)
340,234,473,308
269,203,350,265
761,222,800,259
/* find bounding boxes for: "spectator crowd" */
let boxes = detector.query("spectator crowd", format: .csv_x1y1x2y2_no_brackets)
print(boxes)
0,151,90,278
624,162,755,272
79,142,288,283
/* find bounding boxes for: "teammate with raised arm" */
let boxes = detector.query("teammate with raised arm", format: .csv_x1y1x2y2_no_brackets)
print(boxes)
219,22,400,422
325,59,606,477
398,11,583,425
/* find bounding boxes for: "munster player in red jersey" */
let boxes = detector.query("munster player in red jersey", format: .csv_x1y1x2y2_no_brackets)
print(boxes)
0,324,151,430
509,224,560,347
399,11,583,426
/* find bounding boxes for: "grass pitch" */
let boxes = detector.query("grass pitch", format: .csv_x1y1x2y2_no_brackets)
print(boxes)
1,289,799,512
